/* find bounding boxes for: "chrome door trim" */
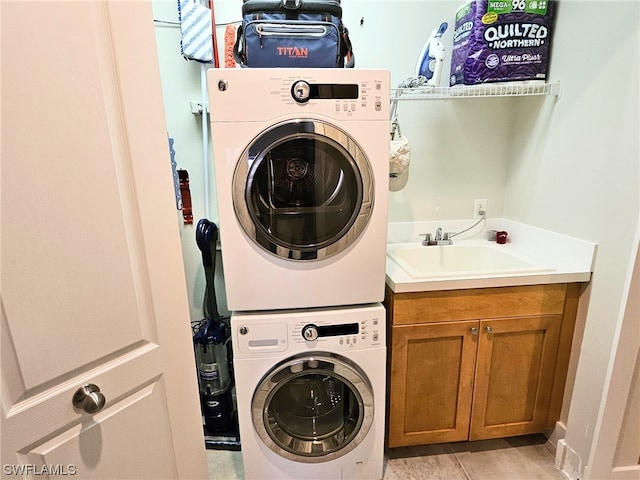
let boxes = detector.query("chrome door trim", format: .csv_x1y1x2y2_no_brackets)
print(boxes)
232,119,374,261
251,352,375,463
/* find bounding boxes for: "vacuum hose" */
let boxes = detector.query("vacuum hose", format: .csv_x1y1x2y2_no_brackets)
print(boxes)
196,219,221,322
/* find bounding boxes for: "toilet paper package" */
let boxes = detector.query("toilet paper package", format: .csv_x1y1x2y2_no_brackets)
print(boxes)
450,0,556,86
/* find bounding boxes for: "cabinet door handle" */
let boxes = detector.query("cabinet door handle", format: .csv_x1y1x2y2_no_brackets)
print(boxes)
486,326,493,334
470,327,478,335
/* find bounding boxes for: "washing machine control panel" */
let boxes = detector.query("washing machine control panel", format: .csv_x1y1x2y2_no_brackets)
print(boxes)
301,322,358,341
232,305,386,355
296,317,382,349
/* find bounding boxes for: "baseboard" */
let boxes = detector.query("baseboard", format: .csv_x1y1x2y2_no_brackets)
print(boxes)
545,421,567,457
556,438,584,480
546,422,584,480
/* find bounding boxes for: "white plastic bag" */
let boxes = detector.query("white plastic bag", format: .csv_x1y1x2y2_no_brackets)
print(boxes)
389,121,410,191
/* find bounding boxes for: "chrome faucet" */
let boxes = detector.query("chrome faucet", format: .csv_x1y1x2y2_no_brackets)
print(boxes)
420,228,453,246
420,233,433,246
440,231,453,245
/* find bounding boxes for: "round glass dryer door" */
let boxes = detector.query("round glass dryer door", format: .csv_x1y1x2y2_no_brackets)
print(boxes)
251,353,374,463
233,119,374,261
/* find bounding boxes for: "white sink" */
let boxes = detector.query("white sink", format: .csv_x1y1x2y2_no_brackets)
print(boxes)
387,242,555,279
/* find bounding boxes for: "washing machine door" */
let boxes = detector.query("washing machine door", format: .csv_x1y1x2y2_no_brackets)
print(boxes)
251,352,374,463
233,119,374,261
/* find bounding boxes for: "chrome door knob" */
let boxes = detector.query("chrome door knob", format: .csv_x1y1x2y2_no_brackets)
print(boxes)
73,384,106,414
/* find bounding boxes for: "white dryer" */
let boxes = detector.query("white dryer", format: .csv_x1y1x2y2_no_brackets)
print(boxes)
208,68,390,311
231,304,386,480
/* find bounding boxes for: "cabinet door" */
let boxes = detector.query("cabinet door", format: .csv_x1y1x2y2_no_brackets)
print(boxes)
388,321,479,447
470,316,561,440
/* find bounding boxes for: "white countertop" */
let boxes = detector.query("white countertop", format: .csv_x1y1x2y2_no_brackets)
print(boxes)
386,219,597,293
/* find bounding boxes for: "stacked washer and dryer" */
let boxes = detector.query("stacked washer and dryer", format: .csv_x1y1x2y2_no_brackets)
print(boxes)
208,68,390,480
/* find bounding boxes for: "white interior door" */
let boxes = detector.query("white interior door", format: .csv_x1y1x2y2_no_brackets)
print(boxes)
585,229,640,480
1,2,208,478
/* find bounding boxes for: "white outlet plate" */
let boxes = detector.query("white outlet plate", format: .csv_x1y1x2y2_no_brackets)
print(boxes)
474,199,487,219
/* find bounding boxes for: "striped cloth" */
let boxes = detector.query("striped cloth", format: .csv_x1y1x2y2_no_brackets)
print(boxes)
178,0,213,63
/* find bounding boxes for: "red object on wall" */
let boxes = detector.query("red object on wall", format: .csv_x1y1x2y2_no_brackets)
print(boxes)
224,24,237,68
178,169,194,225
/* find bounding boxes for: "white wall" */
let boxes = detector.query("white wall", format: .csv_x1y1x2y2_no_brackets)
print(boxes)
151,1,640,474
152,0,229,319
342,1,512,222
504,2,639,477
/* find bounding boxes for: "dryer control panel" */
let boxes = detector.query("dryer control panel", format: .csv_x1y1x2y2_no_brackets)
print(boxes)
291,80,358,103
289,79,383,115
208,68,390,122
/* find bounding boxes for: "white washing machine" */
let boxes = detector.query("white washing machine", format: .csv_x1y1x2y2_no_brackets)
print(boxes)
231,304,386,480
208,68,390,311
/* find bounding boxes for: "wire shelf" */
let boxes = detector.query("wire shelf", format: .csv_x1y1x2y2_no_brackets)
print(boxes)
390,80,562,101
194,81,562,115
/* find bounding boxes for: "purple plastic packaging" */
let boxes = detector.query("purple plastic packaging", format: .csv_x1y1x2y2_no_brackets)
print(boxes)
450,0,556,86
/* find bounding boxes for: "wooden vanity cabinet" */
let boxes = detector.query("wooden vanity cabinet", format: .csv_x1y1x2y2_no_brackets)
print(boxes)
385,283,581,448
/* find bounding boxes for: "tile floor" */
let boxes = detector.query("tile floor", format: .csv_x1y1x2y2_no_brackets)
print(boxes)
207,434,566,480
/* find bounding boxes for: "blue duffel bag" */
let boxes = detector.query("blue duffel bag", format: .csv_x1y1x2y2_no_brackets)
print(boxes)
233,0,354,68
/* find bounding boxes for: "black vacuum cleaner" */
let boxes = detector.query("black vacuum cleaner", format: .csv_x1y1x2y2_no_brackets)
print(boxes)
194,219,240,450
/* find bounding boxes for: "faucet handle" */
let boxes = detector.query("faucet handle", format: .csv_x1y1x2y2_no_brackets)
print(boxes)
437,232,454,245
419,233,432,246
